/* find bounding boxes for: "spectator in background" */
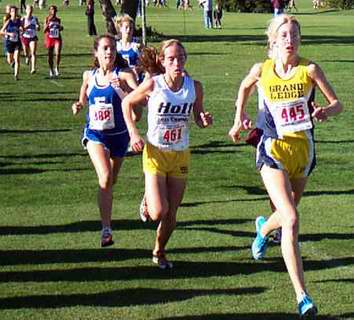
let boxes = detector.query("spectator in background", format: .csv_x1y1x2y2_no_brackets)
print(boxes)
271,0,284,16
20,0,27,13
213,0,222,29
199,0,213,29
86,0,97,36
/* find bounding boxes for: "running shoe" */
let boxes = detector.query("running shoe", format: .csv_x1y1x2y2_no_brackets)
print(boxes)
49,69,54,78
139,196,150,223
152,253,173,270
298,295,318,319
54,67,60,77
101,227,114,247
25,57,29,65
251,216,268,260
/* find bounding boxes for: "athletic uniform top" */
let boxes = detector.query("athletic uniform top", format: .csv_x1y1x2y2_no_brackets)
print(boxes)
116,38,140,68
5,19,21,42
45,16,61,39
85,68,128,135
257,58,315,140
147,74,196,151
21,16,38,38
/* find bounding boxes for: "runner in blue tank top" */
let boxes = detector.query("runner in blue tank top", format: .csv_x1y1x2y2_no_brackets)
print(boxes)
72,34,139,247
0,6,22,80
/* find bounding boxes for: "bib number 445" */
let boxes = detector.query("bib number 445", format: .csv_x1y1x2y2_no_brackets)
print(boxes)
281,104,305,123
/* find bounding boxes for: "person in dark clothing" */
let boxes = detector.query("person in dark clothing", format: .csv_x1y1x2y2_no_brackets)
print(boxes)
271,0,284,16
86,0,97,36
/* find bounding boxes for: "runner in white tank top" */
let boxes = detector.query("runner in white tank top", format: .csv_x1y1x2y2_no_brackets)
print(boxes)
122,39,213,269
146,73,196,151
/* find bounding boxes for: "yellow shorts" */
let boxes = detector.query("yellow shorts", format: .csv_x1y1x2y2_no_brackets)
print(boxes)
143,142,190,178
256,133,316,179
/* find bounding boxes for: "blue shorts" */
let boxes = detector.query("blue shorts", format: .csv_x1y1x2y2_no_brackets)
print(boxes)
5,40,22,54
81,128,130,158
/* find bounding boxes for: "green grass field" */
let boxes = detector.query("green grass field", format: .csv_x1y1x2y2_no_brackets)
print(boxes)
0,0,353,319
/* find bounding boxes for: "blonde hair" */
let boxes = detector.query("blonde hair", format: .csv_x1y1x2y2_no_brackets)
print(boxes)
115,14,134,31
158,39,187,61
266,14,301,59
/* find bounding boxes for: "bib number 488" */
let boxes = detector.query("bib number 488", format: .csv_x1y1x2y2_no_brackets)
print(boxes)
94,110,111,121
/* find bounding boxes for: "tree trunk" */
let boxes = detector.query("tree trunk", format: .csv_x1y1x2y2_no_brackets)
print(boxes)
98,0,117,34
121,0,139,22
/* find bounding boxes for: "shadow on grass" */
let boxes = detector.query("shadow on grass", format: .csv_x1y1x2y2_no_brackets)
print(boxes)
223,184,354,198
0,129,71,134
0,97,74,102
0,152,86,159
0,287,266,309
158,313,340,320
180,197,269,207
166,34,354,46
316,139,354,143
0,167,89,175
0,218,252,236
314,278,354,284
0,245,250,266
0,257,353,282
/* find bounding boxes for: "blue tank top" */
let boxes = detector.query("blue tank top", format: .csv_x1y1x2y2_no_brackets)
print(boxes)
6,19,21,42
85,68,127,135
116,40,140,68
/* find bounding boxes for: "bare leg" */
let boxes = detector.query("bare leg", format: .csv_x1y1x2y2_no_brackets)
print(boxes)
48,47,54,72
144,173,186,256
54,42,61,72
13,49,20,79
29,40,37,73
87,142,123,228
260,166,308,300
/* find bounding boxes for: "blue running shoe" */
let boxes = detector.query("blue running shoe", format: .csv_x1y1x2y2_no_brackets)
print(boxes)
298,295,318,319
252,216,268,260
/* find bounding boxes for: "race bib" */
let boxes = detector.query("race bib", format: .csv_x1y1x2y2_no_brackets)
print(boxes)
121,54,131,66
9,32,19,42
24,28,35,38
272,98,313,135
49,27,59,38
89,99,115,131
158,126,184,145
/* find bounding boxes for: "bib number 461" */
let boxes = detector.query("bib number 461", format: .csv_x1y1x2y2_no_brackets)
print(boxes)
163,128,182,143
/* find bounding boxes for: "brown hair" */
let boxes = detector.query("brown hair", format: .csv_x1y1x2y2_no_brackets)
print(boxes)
137,46,165,76
92,34,128,69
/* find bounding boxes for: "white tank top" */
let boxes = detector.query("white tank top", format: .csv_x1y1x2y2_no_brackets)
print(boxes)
22,16,38,38
147,74,196,151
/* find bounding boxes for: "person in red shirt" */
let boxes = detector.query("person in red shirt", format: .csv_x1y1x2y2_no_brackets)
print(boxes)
43,5,63,78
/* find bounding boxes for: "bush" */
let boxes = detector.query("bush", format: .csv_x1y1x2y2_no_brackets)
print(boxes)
224,0,272,13
326,0,354,9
